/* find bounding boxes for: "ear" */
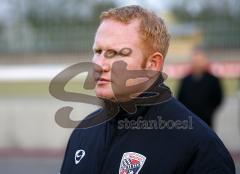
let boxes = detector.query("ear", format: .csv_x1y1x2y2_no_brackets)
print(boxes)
145,52,164,77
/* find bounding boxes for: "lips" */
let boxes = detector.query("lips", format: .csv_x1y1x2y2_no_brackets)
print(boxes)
95,76,111,84
98,78,111,82
94,72,111,84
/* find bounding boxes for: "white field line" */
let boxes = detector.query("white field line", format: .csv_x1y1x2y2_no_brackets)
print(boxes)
0,65,87,81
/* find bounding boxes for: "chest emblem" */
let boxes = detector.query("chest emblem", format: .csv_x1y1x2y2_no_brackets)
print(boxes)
119,152,146,174
75,149,85,165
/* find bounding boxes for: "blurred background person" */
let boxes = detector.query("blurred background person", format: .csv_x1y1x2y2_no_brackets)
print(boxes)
177,48,223,128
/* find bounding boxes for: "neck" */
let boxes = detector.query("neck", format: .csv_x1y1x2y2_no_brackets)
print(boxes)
113,74,160,102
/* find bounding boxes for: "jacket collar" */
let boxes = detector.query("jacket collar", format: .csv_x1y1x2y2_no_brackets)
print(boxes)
77,74,172,128
104,74,172,119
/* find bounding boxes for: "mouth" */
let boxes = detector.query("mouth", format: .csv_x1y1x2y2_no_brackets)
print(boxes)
96,77,112,84
99,77,111,82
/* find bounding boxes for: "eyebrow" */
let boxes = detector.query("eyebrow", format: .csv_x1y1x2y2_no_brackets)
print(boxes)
93,46,132,53
92,45,118,51
93,41,130,51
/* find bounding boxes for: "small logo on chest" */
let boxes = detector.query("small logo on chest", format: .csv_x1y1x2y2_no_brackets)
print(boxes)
75,149,85,165
119,152,146,174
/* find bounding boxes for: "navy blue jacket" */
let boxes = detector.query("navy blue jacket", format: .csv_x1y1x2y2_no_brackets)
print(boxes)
60,94,235,174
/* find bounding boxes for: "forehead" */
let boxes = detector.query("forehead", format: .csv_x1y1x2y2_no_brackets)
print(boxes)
94,19,141,49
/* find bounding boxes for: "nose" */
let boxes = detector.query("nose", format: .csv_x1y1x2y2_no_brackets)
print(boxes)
93,52,110,72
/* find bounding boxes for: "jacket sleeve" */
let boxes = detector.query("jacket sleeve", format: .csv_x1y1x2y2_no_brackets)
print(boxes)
60,128,80,174
60,133,73,174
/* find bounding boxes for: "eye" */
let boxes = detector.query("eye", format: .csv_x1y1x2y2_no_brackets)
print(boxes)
119,48,132,56
94,49,102,55
104,49,117,58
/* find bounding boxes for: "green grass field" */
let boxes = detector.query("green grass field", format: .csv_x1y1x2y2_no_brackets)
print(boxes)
0,78,239,97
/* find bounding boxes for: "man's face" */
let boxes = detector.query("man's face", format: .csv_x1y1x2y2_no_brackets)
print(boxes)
92,19,148,101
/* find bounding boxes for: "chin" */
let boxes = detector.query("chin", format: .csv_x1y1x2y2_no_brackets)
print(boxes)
95,87,115,100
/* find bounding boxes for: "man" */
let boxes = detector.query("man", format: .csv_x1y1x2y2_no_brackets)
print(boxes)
60,5,235,174
178,49,223,127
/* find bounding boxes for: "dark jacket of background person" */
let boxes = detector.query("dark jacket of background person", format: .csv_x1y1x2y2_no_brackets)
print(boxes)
177,71,223,127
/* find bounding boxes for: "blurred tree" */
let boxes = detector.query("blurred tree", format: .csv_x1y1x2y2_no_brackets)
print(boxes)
26,0,115,27
23,0,116,53
92,1,116,24
171,0,240,22
171,0,240,49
